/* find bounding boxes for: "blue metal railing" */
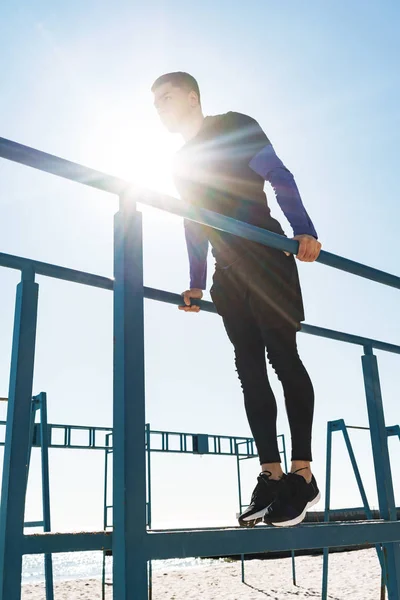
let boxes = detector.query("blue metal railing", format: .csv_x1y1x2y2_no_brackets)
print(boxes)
0,136,399,600
323,420,400,599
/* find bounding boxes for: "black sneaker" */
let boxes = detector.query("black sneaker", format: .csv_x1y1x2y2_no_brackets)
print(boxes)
267,471,320,527
238,471,284,528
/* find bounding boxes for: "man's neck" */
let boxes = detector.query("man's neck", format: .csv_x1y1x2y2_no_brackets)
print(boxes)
181,112,205,142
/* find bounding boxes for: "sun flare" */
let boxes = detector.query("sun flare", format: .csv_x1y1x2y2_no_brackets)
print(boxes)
82,94,184,229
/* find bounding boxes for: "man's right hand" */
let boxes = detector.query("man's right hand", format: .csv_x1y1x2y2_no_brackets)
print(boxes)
179,288,203,313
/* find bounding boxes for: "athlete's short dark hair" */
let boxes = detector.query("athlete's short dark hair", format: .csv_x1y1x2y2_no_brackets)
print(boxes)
151,71,201,104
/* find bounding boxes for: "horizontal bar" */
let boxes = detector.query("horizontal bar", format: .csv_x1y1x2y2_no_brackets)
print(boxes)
387,425,400,438
48,443,110,451
0,251,113,290
50,424,113,432
0,137,126,196
149,448,257,457
139,187,400,291
1,419,398,454
146,520,400,560
0,249,399,354
23,517,400,557
300,323,400,354
23,531,112,554
24,521,44,528
345,426,370,431
2,137,400,292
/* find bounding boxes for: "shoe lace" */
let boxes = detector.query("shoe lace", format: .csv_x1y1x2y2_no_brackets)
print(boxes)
283,469,308,501
250,471,280,504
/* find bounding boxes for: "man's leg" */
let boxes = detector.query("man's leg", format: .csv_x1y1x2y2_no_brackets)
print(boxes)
263,326,315,479
259,325,320,526
210,271,286,526
222,313,284,476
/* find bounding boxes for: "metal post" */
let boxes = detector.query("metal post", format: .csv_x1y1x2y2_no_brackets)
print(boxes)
0,269,39,600
38,393,54,600
342,423,372,514
362,347,400,599
146,424,152,600
280,435,296,586
102,434,111,600
235,446,245,584
113,195,148,599
342,422,385,574
322,421,333,600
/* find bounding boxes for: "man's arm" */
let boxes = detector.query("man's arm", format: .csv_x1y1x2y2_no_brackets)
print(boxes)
177,219,208,313
184,218,209,290
249,143,318,239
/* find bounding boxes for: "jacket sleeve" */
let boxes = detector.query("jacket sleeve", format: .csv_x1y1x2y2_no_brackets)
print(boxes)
184,219,209,290
235,115,318,239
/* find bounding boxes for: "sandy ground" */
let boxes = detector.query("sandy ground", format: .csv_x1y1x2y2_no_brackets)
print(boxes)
22,548,383,599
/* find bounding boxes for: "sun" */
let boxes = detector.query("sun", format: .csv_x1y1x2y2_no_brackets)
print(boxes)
81,96,184,231
85,99,180,195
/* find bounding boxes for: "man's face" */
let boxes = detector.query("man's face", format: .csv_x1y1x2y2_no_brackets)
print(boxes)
153,82,194,133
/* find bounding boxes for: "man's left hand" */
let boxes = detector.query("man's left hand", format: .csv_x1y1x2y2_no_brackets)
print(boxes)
285,234,322,262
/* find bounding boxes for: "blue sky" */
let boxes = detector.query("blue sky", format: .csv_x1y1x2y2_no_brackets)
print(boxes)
0,1,399,534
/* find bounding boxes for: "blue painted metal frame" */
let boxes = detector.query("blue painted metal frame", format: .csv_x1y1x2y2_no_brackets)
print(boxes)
36,393,54,600
362,348,400,599
26,394,54,600
322,419,399,599
0,137,399,598
113,197,147,598
0,269,39,600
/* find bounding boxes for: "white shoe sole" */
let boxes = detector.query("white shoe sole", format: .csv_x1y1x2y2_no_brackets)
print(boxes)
239,504,273,523
271,491,321,527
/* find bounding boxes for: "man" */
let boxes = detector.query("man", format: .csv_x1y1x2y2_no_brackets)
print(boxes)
152,71,322,527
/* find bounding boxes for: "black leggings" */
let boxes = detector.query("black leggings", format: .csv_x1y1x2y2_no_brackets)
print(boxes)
224,318,314,463
210,252,314,464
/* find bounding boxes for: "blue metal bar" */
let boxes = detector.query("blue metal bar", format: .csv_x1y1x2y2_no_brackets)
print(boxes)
20,519,400,556
102,437,110,600
26,398,38,501
104,436,110,529
1,250,400,355
341,420,386,579
145,424,153,600
0,270,39,600
235,448,245,585
0,137,126,195
113,197,147,598
387,425,400,438
300,323,400,355
37,393,54,600
146,520,400,559
322,420,385,599
0,251,113,290
2,137,400,291
24,521,44,528
322,421,333,599
362,349,400,599
341,423,375,519
23,531,112,554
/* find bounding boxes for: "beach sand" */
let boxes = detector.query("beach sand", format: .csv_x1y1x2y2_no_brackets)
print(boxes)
22,548,383,599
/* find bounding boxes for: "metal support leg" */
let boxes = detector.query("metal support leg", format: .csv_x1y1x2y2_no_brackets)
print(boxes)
235,448,245,584
102,435,112,600
280,435,296,586
146,424,152,600
362,347,400,599
0,270,39,600
341,421,385,574
113,198,148,599
322,421,333,600
38,393,54,600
